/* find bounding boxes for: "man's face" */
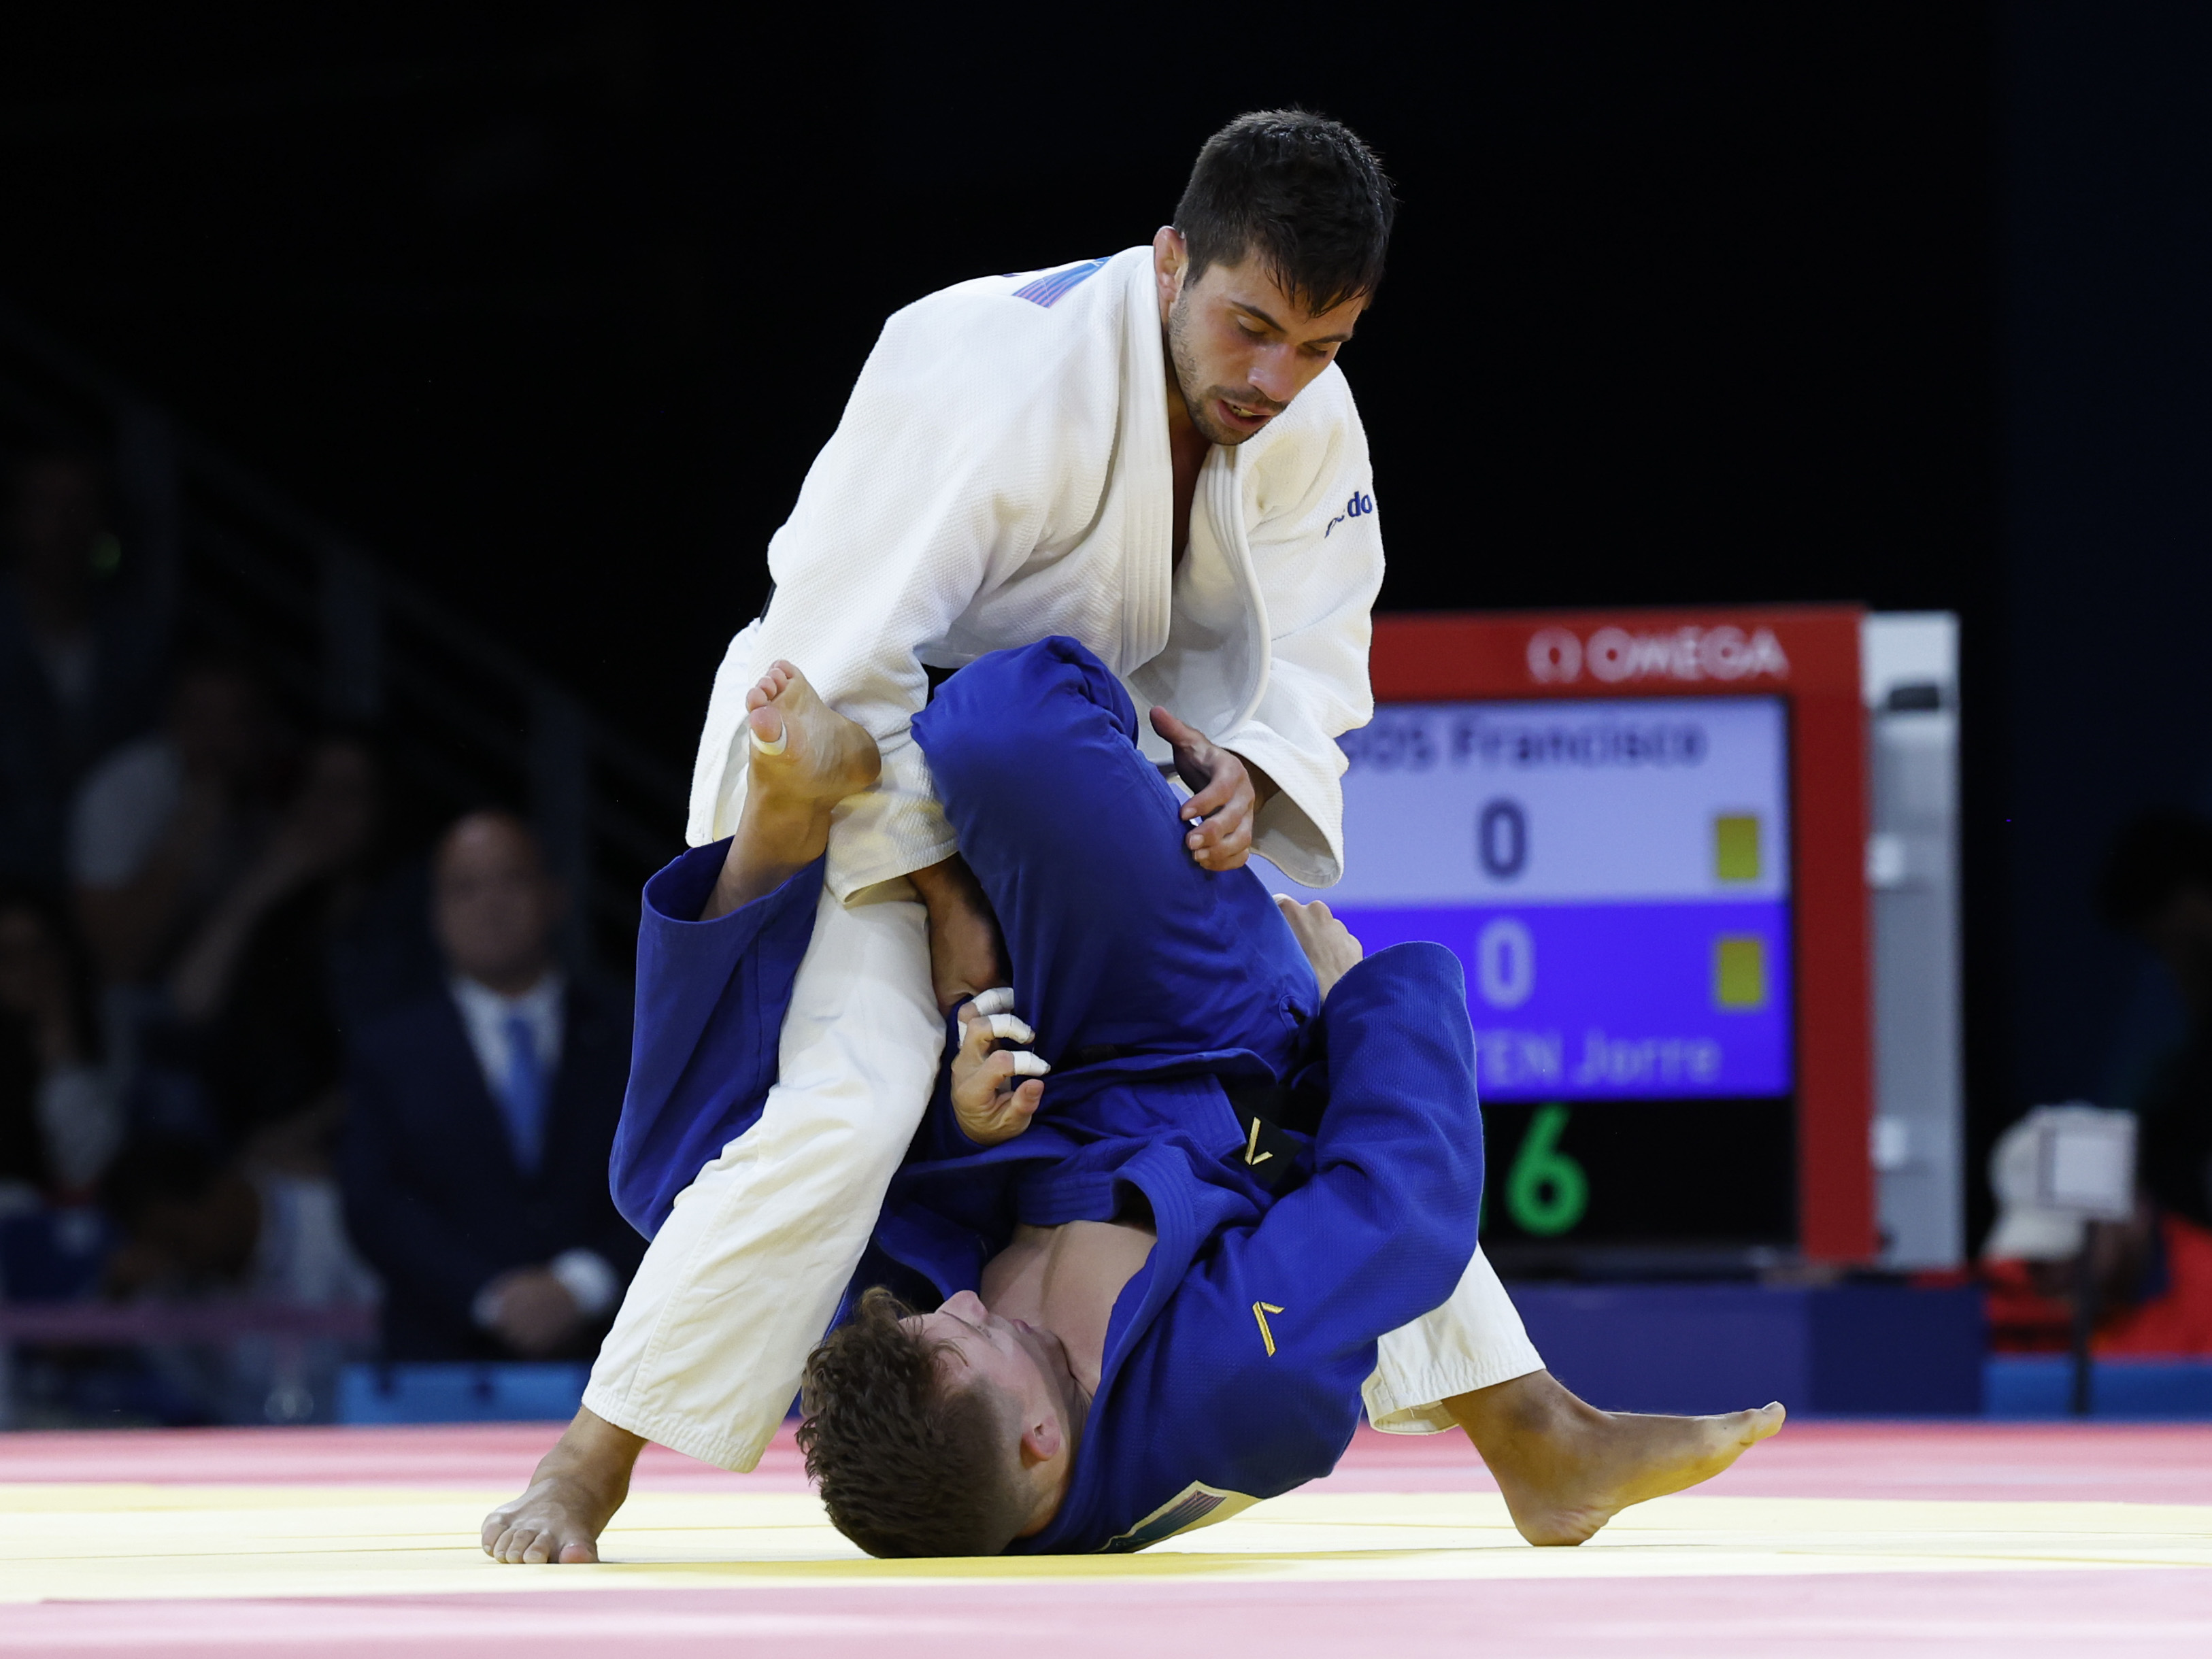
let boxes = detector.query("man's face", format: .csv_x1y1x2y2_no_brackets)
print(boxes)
903,1289,1084,1526
1155,229,1367,448
434,815,559,989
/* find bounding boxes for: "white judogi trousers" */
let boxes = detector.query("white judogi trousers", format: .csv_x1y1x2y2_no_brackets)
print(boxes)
584,884,1543,1473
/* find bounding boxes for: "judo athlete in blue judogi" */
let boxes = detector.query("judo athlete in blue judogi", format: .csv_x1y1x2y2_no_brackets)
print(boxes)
879,638,1484,1554
604,639,1784,1558
613,639,1480,1554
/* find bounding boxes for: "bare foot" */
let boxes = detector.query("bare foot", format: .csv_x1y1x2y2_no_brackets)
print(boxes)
482,1407,644,1564
744,660,879,804
705,663,883,919
1449,1371,1785,1546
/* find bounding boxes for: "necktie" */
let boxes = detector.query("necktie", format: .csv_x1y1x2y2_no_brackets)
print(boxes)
500,1011,548,1177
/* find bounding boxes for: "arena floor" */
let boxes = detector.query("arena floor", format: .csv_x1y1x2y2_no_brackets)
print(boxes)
3,1419,2210,1657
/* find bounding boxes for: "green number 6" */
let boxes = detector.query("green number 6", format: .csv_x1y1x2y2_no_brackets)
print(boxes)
1505,1103,1589,1237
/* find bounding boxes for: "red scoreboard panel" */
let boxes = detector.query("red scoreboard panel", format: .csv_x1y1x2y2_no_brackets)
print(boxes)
1341,607,1873,1266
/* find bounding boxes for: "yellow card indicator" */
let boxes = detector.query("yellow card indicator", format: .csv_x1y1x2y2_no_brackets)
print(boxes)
1713,935,1768,1010
1713,814,1761,882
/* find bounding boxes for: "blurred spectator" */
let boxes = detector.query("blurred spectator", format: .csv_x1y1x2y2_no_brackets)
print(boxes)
103,1137,378,1424
64,732,435,1422
69,657,275,991
0,890,119,1201
2099,811,2212,1229
340,811,639,1362
105,1137,375,1307
1986,811,2212,1355
165,733,439,1168
0,450,166,887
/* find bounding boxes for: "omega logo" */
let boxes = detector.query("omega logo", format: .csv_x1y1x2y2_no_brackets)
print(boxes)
1525,624,1790,686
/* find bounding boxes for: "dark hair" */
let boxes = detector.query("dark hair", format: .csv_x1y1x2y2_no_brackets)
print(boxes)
435,807,550,875
797,1288,1030,1558
1173,109,1396,315
2099,810,2212,929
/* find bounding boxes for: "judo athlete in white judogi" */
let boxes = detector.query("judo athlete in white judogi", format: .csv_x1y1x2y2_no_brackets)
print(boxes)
485,111,1752,1566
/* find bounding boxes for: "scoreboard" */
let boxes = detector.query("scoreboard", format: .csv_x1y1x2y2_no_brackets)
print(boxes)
1337,694,1794,1103
1269,608,1873,1269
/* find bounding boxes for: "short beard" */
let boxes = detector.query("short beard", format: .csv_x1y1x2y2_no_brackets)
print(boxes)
1167,292,1267,448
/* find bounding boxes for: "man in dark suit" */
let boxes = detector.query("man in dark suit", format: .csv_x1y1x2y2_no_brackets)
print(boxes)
341,810,642,1361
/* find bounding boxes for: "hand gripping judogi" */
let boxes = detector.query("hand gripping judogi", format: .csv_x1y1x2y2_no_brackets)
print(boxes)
584,250,1540,1472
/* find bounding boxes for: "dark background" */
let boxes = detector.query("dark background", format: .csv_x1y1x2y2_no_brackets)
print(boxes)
5,2,2207,1249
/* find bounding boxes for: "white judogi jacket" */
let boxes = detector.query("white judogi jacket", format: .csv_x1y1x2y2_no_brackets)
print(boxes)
686,244,1384,897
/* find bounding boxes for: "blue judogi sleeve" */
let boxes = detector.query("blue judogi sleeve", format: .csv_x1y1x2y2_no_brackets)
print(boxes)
913,637,1318,1076
607,843,824,1237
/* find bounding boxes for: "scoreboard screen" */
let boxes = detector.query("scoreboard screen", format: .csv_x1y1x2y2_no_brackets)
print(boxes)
1262,606,1881,1268
1277,692,1800,1261
1331,695,1794,1108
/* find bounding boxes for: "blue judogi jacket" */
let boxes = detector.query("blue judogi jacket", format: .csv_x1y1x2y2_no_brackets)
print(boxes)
893,943,1483,1554
609,639,1484,1553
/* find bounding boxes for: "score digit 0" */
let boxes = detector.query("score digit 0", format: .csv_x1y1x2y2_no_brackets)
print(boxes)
1478,797,1528,879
